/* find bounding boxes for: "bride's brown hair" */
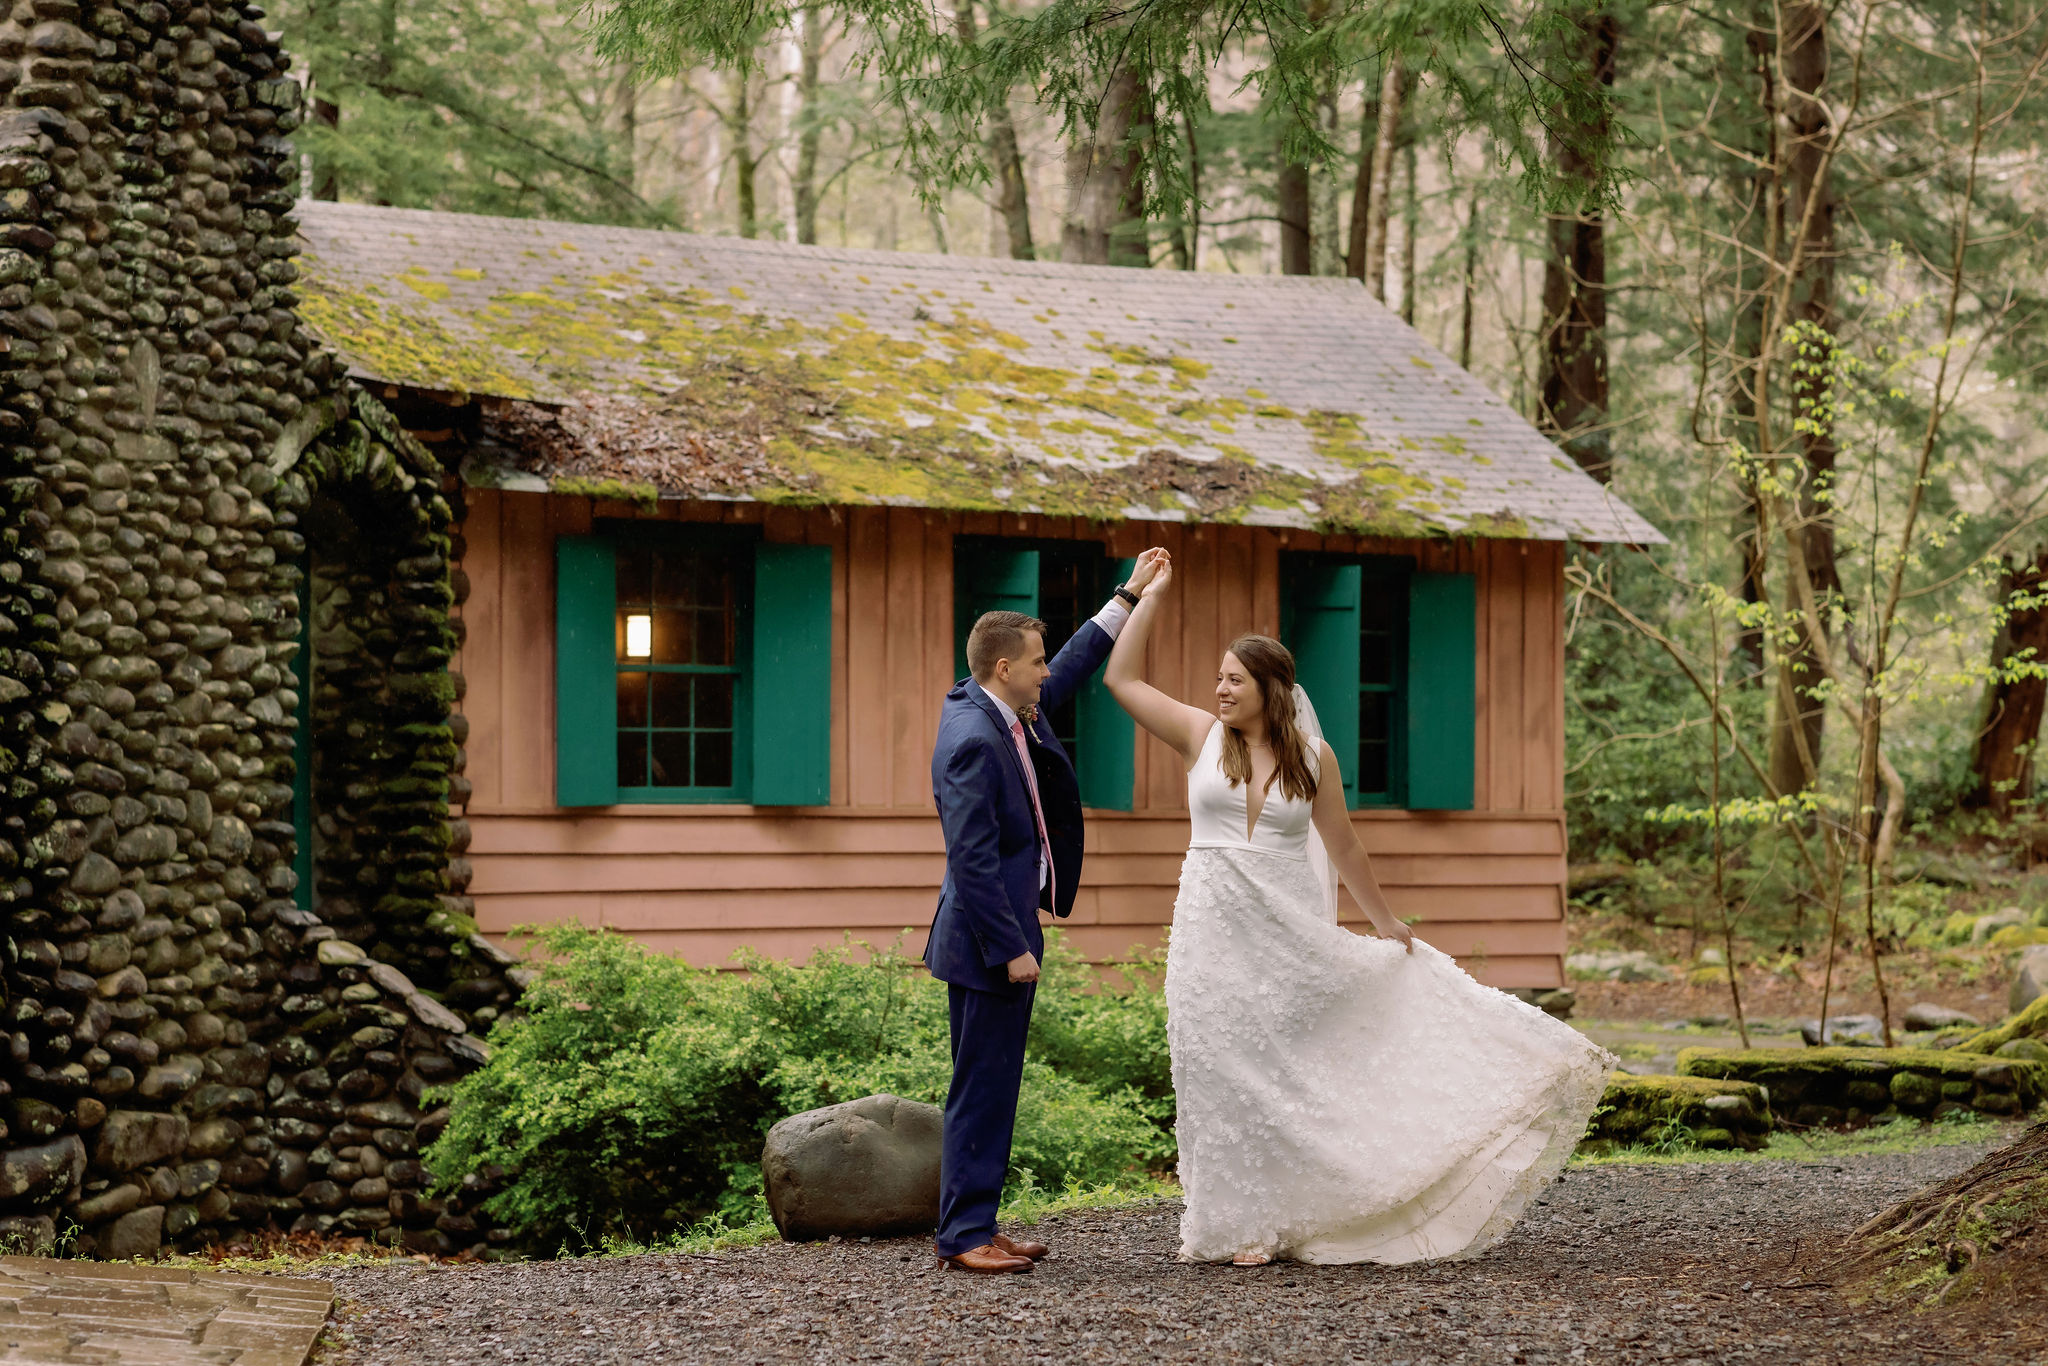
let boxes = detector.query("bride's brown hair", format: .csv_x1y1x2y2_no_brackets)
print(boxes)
1218,634,1318,804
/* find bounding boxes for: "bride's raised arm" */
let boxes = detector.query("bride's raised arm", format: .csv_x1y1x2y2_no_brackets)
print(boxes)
1103,553,1215,767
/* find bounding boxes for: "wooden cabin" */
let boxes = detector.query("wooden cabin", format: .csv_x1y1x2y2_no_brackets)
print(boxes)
291,202,1662,988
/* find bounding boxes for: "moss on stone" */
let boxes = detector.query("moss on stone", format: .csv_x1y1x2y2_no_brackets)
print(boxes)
1588,1072,1773,1152
1677,1046,2045,1120
1951,994,2048,1055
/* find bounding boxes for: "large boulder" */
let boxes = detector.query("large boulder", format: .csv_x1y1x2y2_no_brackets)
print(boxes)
2012,944,2048,1016
1564,950,1673,983
98,1204,166,1260
0,1136,86,1209
92,1112,189,1174
1799,1014,1885,1046
1972,906,2030,946
763,1094,942,1242
1903,1002,1980,1032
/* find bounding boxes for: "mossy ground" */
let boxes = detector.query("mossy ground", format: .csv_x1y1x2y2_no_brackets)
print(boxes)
1839,1119,2048,1327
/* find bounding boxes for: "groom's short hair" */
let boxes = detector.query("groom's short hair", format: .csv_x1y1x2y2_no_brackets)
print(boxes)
967,610,1048,681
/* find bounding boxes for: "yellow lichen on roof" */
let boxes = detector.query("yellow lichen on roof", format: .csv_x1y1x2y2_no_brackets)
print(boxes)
291,202,1670,542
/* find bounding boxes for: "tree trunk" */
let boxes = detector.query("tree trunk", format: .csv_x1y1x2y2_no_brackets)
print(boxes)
1964,548,2048,818
1311,84,1342,275
1277,120,1311,274
1458,186,1479,368
957,0,1035,260
607,61,638,200
731,74,758,239
1399,138,1418,323
990,108,1034,259
1110,72,1152,268
1731,11,1777,686
1062,63,1143,265
1344,88,1379,279
793,5,823,245
1171,105,1202,270
311,97,340,201
1535,10,1617,483
1768,0,1840,795
1364,57,1404,300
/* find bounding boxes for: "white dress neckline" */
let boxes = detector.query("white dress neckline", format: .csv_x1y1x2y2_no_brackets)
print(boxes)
1186,720,1317,861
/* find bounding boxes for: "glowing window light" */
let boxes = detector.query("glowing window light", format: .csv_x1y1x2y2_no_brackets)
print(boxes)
624,613,653,659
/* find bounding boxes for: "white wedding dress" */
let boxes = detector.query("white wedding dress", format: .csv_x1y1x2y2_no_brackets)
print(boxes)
1167,720,1614,1264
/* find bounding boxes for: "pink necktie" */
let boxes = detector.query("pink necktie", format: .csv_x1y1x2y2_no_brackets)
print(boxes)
1012,719,1055,906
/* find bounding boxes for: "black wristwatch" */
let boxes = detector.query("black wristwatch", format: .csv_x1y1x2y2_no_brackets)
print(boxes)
1114,585,1140,607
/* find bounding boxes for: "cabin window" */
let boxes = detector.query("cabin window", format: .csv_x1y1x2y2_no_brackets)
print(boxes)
953,537,1136,812
612,545,747,796
555,529,833,807
1281,553,1475,811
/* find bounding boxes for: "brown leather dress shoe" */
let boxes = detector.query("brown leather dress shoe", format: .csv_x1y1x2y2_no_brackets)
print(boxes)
935,1243,1033,1274
992,1233,1049,1261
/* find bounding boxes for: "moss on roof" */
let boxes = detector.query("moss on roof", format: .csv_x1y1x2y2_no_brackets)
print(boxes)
295,203,1667,542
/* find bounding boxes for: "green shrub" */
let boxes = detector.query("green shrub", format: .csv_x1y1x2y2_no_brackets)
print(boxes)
423,923,1172,1248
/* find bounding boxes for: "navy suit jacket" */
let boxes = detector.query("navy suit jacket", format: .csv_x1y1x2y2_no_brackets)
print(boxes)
924,620,1115,994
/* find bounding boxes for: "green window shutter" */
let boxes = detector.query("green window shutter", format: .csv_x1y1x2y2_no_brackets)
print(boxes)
555,535,618,806
1405,572,1476,810
1076,557,1136,810
1284,556,1362,803
751,541,834,806
954,542,1040,680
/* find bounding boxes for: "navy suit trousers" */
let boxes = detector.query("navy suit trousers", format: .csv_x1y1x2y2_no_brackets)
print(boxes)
935,981,1035,1256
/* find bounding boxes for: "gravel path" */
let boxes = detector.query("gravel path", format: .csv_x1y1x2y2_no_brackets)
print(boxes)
318,1142,2031,1365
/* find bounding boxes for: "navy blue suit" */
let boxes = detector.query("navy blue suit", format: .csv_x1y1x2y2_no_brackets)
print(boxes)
926,620,1114,1255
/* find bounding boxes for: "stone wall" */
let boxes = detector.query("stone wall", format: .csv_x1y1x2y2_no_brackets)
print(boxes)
0,0,514,1258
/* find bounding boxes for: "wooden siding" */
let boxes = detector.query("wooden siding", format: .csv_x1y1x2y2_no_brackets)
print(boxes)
453,490,1569,987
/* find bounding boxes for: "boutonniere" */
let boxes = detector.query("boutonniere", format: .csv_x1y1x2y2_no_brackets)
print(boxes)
1017,704,1040,727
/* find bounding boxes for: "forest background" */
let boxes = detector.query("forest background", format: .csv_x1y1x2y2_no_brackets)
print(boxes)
273,0,2048,1037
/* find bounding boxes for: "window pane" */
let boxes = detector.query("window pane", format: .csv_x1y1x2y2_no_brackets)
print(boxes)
650,608,694,664
696,731,734,788
1360,587,1397,632
617,672,650,729
652,550,694,606
1360,630,1394,687
651,731,692,787
694,555,733,610
616,548,653,607
1039,558,1083,645
695,675,734,730
650,671,692,726
1360,691,1391,743
694,607,732,666
1359,741,1390,796
618,733,649,788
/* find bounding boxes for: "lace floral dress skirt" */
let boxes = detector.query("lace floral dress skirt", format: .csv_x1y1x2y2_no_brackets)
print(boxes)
1165,843,1612,1265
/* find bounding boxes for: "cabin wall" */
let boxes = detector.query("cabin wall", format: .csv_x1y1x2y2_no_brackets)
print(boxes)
453,489,1569,987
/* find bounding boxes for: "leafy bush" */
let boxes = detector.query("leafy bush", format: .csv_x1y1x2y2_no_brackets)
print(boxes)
424,923,1173,1248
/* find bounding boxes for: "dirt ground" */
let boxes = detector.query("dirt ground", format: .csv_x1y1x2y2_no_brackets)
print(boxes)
314,1139,2044,1366
1570,969,2009,1029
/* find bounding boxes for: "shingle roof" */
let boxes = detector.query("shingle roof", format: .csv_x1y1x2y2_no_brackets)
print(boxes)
292,200,1661,543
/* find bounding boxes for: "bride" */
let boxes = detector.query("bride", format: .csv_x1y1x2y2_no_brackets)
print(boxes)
1104,555,1614,1267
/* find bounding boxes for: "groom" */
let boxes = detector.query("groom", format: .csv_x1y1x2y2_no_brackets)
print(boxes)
926,547,1167,1273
